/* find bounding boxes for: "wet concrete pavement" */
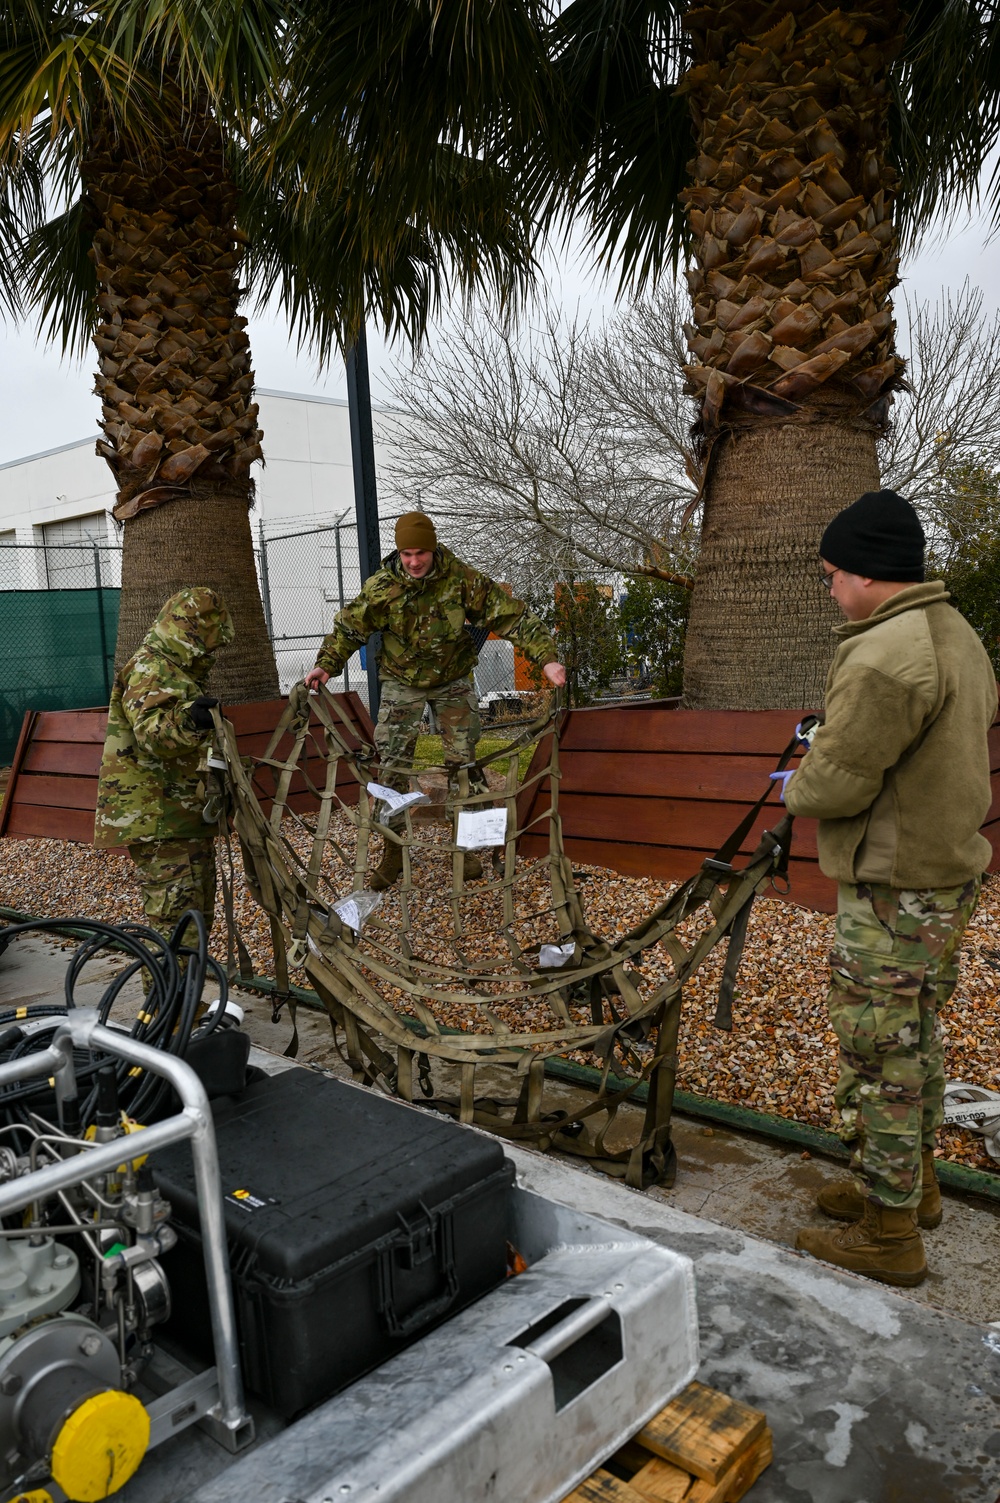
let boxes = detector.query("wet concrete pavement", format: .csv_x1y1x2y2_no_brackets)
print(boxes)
3,930,1000,1499
3,930,999,1328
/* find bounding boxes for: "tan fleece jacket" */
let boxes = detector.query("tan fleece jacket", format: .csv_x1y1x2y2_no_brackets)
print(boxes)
783,581,997,888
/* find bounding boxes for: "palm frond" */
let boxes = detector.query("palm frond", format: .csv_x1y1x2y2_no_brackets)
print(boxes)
239,127,538,359
0,135,43,317
0,15,168,157
277,0,552,201
104,0,296,126
891,0,996,245
20,192,97,355
525,1,691,291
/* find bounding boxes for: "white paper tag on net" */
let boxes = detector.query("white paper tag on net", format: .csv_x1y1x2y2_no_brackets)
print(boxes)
456,808,508,849
539,942,576,969
367,781,428,817
332,890,383,934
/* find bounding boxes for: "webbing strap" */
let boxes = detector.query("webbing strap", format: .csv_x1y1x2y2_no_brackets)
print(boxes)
215,686,806,1190
708,732,800,871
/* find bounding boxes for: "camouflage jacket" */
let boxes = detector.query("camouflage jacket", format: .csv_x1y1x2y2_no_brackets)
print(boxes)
314,547,557,690
94,588,234,848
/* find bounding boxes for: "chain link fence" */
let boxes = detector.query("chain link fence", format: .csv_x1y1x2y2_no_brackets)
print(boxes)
0,543,123,763
0,518,661,766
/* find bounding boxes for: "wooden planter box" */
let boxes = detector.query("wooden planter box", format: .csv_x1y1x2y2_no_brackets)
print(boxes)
516,700,1000,914
0,695,374,847
6,695,999,919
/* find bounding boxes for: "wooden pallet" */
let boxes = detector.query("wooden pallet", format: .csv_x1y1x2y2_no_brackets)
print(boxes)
562,1381,772,1503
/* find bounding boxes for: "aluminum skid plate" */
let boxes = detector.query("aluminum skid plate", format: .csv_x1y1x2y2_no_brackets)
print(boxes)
191,1183,698,1503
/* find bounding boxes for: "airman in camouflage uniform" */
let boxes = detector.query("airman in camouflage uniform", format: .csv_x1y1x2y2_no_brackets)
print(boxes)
781,490,997,1287
305,513,565,888
94,587,235,948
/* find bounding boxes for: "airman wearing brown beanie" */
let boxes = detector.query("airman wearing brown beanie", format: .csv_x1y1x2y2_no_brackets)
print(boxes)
780,488,997,1290
304,514,566,888
394,511,438,553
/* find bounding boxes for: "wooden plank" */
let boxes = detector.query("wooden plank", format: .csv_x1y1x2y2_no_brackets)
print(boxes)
517,834,836,910
560,707,803,756
624,1453,692,1500
31,709,108,743
609,1442,656,1476
544,751,804,803
4,774,101,811
0,710,36,839
1,693,370,842
629,1429,772,1503
4,804,96,843
20,741,104,777
226,698,294,735
562,1469,650,1502
530,793,819,857
716,1428,772,1503
637,1382,766,1486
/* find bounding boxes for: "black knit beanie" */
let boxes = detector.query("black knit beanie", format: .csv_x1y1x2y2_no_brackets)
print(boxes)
819,489,924,581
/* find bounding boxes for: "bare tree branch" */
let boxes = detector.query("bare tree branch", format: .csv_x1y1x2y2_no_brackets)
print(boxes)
386,278,1000,593
385,285,699,594
882,281,1000,564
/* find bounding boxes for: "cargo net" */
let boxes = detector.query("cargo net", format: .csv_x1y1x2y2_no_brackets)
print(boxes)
213,684,790,1188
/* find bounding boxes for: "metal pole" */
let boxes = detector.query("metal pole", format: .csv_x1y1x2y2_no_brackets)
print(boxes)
258,519,274,641
346,323,381,718
93,544,110,701
335,521,349,694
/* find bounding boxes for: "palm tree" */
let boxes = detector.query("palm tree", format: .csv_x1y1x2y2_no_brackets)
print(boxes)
0,0,542,701
536,0,999,707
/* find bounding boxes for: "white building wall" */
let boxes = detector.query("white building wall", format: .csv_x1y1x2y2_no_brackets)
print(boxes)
0,391,473,701
0,389,406,544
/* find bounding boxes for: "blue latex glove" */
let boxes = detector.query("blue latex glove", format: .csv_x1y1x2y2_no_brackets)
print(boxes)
768,770,795,803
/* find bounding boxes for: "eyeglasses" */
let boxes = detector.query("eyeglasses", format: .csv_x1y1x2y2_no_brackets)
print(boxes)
819,568,840,590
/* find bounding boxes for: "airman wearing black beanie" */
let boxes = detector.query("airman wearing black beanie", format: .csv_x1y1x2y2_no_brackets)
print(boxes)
819,488,925,581
781,483,998,1290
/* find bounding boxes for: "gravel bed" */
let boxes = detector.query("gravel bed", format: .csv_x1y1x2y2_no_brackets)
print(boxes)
2,818,999,1173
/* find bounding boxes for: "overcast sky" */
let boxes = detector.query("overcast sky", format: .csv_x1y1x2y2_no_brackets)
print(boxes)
0,208,995,469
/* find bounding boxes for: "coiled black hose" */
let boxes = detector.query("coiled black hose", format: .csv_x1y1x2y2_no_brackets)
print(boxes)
0,911,229,1129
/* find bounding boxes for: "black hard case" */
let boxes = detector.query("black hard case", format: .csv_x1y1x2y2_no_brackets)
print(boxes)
152,1069,514,1417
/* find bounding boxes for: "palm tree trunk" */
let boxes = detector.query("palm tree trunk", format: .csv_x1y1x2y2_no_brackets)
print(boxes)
682,416,878,709
84,104,278,701
117,489,278,702
678,0,905,708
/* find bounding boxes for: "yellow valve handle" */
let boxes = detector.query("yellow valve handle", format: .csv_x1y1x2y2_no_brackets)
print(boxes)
83,1116,148,1176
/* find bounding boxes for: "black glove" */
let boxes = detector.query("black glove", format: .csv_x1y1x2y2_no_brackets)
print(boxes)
190,695,220,731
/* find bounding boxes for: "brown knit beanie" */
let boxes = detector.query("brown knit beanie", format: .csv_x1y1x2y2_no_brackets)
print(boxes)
395,512,437,552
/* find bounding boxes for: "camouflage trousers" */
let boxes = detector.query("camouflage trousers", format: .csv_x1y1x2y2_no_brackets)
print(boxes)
374,675,481,794
829,877,980,1209
127,837,217,950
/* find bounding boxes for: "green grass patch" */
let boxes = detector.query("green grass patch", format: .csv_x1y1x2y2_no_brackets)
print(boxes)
413,734,536,780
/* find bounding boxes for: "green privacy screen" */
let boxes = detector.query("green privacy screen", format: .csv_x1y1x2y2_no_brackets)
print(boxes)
0,589,119,765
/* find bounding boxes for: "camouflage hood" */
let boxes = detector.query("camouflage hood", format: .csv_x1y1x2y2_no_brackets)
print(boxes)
94,587,234,849
144,588,234,670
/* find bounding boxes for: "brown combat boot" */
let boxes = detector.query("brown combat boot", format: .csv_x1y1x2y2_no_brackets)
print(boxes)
461,851,483,881
796,1199,927,1287
817,1147,942,1231
369,841,403,892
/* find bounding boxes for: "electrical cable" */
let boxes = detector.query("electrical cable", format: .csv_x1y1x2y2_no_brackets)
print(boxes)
0,911,229,1129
